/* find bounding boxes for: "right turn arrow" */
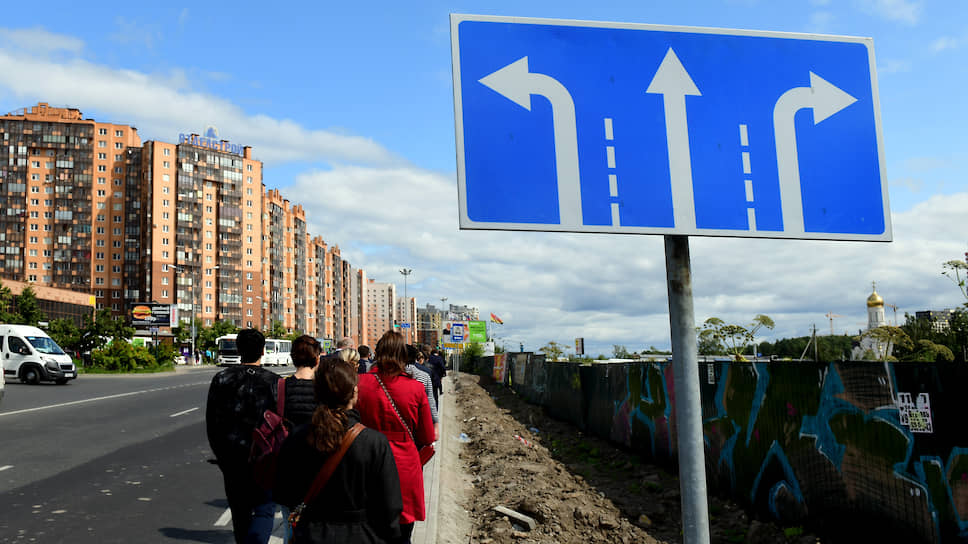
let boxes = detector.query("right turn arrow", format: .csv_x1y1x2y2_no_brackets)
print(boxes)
773,72,857,235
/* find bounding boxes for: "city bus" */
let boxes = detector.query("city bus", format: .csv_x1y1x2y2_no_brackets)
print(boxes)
215,334,241,366
264,338,292,366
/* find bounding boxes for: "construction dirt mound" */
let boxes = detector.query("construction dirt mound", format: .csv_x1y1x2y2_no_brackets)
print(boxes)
451,372,823,544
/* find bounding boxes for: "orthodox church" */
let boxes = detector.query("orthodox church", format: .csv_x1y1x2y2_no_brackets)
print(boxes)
851,283,890,360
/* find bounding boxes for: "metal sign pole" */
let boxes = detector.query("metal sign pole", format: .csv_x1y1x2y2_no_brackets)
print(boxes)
664,234,710,544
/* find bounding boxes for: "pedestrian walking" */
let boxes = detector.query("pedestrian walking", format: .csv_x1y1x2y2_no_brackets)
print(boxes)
357,331,435,544
274,356,402,543
358,345,374,374
205,328,280,544
284,335,323,428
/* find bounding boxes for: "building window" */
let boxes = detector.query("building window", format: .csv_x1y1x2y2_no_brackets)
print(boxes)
98,165,106,172
98,177,106,185
162,289,168,298
115,142,123,149
163,148,170,156
115,130,123,137
98,141,106,148
247,164,252,171
115,154,122,161
98,153,106,160
99,128,107,135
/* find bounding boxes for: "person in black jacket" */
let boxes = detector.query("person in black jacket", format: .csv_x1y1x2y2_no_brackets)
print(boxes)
206,328,280,544
274,355,402,543
427,349,447,402
285,335,322,427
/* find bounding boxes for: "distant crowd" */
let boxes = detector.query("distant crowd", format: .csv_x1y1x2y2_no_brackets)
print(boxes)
205,328,448,544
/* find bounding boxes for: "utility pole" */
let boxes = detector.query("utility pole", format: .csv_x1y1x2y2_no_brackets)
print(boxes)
399,268,412,343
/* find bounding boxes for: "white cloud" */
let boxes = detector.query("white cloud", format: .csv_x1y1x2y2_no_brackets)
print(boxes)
858,0,923,24
931,36,961,52
290,163,968,355
0,27,83,54
0,28,398,166
878,58,911,75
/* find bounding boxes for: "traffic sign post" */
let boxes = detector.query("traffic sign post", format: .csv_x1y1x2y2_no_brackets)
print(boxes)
451,15,890,544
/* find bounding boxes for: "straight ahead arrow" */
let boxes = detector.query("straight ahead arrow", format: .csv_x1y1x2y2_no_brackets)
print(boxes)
647,48,701,231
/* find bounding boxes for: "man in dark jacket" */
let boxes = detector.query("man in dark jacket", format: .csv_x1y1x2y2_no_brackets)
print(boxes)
427,349,447,402
206,328,280,544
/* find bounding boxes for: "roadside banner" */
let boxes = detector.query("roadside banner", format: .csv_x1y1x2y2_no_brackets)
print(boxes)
493,352,508,383
469,320,487,342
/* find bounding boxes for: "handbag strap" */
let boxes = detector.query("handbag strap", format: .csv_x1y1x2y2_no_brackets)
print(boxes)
298,423,365,507
276,377,286,417
373,374,416,444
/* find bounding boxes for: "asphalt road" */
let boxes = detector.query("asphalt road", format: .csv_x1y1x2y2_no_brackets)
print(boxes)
0,365,294,544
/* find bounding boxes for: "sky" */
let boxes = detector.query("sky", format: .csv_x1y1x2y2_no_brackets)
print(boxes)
0,0,965,356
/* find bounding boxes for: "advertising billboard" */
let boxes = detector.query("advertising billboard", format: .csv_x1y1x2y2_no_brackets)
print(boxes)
130,303,172,328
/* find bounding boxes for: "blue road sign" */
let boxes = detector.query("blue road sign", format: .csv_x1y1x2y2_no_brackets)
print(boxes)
451,15,891,241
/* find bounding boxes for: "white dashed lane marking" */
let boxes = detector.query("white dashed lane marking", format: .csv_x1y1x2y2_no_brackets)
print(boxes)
0,465,12,472
169,407,199,418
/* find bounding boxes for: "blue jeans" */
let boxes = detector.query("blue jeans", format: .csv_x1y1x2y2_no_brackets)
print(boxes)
222,468,275,544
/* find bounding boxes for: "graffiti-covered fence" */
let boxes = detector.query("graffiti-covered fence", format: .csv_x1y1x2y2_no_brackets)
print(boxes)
474,354,968,543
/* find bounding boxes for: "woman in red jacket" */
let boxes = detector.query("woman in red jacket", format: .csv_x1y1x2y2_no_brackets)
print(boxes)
357,330,435,543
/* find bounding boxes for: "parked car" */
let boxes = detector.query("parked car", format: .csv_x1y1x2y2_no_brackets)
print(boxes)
0,324,77,385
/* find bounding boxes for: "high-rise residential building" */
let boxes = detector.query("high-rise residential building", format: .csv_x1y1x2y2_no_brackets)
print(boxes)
365,278,394,346
395,296,416,344
0,103,399,344
0,103,141,311
136,133,264,330
347,264,366,346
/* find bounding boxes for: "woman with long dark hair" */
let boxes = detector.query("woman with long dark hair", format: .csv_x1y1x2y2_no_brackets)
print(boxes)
274,357,402,543
357,330,435,543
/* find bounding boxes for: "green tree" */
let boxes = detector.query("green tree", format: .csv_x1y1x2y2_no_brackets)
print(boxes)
285,329,304,342
198,320,239,353
48,318,81,353
265,320,287,339
701,315,775,360
78,310,135,353
911,339,955,362
0,280,18,322
540,341,565,361
612,344,630,359
15,285,46,326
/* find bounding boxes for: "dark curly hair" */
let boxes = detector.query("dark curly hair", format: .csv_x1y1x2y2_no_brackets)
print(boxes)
308,356,358,454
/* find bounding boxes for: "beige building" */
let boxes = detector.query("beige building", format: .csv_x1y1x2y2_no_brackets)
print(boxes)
0,103,141,311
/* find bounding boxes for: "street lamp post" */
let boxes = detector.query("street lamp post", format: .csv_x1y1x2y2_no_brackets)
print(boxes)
173,264,196,365
399,268,412,342
439,296,447,348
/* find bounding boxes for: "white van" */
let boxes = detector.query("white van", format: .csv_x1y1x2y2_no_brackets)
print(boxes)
0,325,76,385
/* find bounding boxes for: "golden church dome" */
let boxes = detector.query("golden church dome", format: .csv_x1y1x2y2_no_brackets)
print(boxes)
867,290,884,308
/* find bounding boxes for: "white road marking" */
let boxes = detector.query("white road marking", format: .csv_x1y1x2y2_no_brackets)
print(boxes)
741,151,751,174
215,508,232,527
747,208,757,231
608,174,618,197
745,180,754,202
169,407,198,418
269,537,284,544
739,124,749,146
0,465,12,472
0,381,211,418
606,146,616,168
611,203,621,227
604,117,614,140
